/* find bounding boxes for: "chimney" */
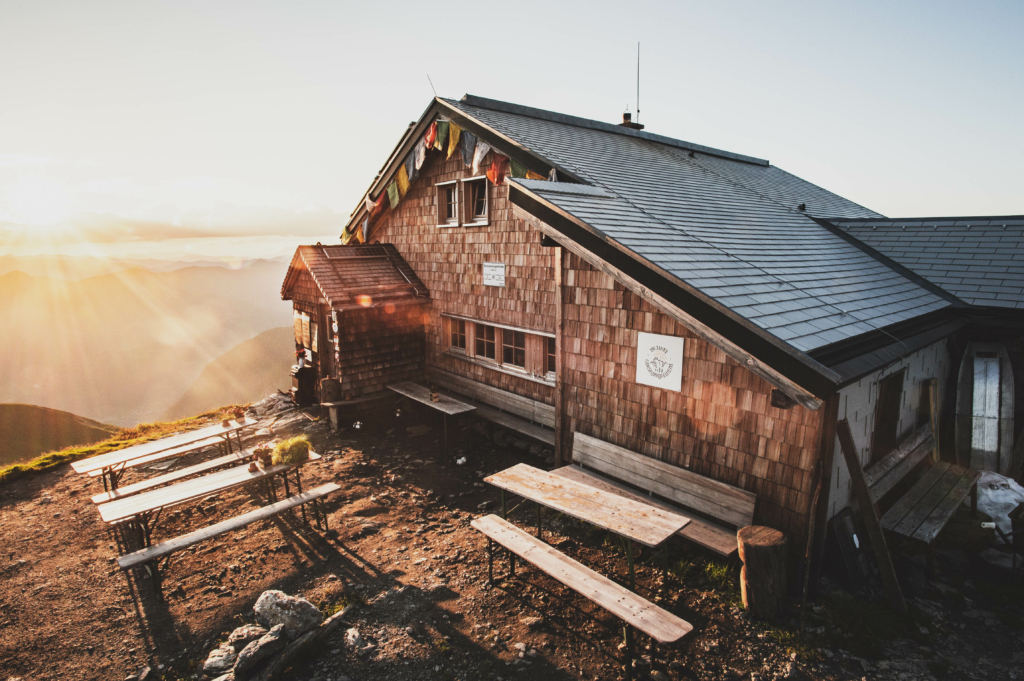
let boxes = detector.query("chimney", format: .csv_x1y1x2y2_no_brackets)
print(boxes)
619,112,645,131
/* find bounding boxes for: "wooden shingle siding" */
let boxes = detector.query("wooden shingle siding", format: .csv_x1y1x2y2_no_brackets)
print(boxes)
370,152,556,408
335,305,426,398
561,252,824,536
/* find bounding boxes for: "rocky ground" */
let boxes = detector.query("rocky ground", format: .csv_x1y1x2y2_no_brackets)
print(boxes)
1,395,1022,681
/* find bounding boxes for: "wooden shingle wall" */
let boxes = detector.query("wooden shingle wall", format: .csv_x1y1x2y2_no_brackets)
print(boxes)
369,152,557,406
335,304,428,398
561,252,825,536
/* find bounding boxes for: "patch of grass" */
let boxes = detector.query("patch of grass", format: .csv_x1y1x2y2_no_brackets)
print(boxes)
669,557,699,582
272,435,311,465
703,559,741,603
0,405,247,484
763,623,823,661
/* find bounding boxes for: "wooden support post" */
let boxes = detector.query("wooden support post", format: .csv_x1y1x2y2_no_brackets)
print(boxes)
836,419,907,613
737,526,787,619
552,243,569,468
927,378,940,463
805,393,840,599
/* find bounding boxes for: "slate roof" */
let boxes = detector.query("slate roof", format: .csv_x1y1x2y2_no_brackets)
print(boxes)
830,217,1024,309
444,96,948,353
282,244,429,310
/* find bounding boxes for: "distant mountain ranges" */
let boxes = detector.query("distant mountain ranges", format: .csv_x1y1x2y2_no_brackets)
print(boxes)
0,258,296,426
0,404,118,467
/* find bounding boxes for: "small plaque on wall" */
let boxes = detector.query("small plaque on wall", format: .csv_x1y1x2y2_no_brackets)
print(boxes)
482,262,506,287
636,332,684,391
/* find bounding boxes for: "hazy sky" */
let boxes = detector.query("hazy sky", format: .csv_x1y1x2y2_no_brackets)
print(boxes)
1,0,1021,249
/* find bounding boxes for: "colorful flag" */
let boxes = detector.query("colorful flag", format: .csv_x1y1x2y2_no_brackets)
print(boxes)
365,193,384,215
447,123,462,160
404,152,418,184
487,155,509,186
435,121,449,151
510,158,527,179
361,216,369,243
472,139,491,174
460,130,477,168
525,170,546,180
548,168,558,182
414,140,427,170
387,181,399,209
424,121,437,149
397,164,410,196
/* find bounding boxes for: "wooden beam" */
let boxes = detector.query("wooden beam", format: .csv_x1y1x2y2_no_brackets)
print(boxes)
553,244,569,468
804,392,840,599
836,419,907,613
514,206,825,410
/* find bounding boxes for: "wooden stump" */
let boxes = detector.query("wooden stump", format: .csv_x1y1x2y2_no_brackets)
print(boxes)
737,525,787,620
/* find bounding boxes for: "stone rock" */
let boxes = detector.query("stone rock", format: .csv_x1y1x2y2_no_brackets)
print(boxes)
203,644,237,676
253,590,323,638
344,628,364,649
521,616,543,629
137,666,152,681
227,625,268,652
210,675,234,681
233,624,287,678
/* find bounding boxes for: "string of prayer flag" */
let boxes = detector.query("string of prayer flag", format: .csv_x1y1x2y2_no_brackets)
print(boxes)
486,155,509,186
424,121,437,150
525,170,546,180
472,139,491,174
414,140,427,170
459,129,476,168
404,152,418,184
387,181,399,209
435,121,449,151
447,123,462,159
396,164,410,196
510,158,527,179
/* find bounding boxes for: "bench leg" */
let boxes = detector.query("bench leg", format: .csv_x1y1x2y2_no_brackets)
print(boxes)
488,538,494,585
623,624,633,680
536,502,542,540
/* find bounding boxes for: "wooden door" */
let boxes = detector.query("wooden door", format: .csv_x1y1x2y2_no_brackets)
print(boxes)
971,354,1000,472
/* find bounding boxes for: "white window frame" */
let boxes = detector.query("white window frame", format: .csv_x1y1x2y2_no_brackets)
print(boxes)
462,176,489,227
436,180,459,228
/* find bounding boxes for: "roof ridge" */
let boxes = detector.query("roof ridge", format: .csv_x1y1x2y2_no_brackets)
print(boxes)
834,215,1024,224
453,94,770,167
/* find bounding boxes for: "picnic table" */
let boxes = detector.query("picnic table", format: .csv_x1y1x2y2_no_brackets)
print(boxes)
387,382,475,454
99,451,319,550
484,463,692,588
71,417,256,491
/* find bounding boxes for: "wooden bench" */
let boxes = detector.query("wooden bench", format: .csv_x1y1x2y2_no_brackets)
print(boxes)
472,514,692,671
85,436,226,478
553,433,757,557
864,424,980,548
119,483,340,597
428,368,555,446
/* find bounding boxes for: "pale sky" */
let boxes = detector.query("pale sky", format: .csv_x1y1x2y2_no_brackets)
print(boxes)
1,0,1021,250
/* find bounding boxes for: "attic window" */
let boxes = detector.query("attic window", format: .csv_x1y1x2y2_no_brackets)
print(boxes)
437,181,458,227
463,177,489,226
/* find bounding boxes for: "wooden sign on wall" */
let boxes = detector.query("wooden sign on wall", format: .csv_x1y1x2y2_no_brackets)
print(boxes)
636,332,685,391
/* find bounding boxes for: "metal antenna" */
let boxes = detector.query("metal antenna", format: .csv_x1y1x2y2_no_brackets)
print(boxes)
636,42,640,123
427,74,438,97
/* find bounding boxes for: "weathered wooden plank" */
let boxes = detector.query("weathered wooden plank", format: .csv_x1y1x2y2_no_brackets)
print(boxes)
86,435,226,478
868,441,933,503
118,483,340,570
863,425,932,489
910,468,981,544
91,444,275,504
429,368,556,427
879,462,953,532
836,419,906,612
485,463,690,547
73,419,256,475
471,514,693,643
573,433,755,528
474,404,555,446
888,463,965,537
99,454,319,523
551,465,738,556
387,381,476,415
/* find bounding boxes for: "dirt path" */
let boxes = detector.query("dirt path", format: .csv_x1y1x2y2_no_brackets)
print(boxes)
1,409,1021,681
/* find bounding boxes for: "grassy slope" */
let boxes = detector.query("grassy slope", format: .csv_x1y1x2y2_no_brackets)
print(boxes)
162,326,293,420
0,404,119,466
0,404,247,485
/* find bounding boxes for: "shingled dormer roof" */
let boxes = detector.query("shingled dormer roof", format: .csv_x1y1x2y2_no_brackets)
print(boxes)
281,243,429,311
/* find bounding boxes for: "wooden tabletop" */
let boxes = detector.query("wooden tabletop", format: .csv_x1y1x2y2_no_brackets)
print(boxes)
98,452,319,524
387,382,476,416
71,418,257,475
484,463,691,547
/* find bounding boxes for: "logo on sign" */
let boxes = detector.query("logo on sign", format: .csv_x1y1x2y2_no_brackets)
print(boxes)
644,345,674,380
636,332,684,391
